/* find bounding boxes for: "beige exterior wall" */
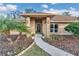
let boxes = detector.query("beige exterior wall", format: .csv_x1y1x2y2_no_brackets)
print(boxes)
10,30,26,35
10,22,71,36
20,13,76,36
10,30,19,35
50,22,72,35
58,23,69,33
9,16,73,36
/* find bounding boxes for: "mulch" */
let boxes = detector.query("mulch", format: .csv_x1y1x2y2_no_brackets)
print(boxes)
46,35,79,56
0,35,33,56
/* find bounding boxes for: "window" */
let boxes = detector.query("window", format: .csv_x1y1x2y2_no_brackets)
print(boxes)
54,24,58,32
50,23,58,32
50,24,53,32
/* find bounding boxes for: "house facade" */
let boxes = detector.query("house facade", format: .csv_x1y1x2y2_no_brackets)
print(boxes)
20,12,77,36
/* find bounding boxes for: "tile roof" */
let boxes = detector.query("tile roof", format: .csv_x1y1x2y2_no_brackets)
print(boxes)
20,12,77,22
51,15,77,22
20,12,57,17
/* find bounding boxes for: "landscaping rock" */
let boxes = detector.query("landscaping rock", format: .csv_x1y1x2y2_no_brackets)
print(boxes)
0,34,8,42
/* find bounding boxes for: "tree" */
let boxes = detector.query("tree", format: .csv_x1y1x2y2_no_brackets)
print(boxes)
8,10,22,19
77,17,79,20
13,21,30,42
62,11,71,16
0,16,29,43
25,8,36,13
64,22,79,37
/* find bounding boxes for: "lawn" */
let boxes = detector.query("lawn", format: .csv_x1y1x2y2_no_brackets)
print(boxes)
21,43,49,56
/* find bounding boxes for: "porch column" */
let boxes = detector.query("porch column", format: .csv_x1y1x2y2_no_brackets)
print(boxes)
30,19,35,34
25,17,30,28
25,17,31,37
46,17,50,37
42,19,47,35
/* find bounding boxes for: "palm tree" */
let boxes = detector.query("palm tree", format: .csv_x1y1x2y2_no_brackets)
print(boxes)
13,21,30,42
0,16,29,43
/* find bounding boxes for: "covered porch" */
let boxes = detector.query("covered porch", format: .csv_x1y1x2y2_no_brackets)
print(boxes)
20,13,55,36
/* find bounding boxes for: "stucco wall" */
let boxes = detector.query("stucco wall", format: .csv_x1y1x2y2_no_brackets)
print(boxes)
10,30,26,35
10,17,72,36
50,22,72,35
58,23,69,33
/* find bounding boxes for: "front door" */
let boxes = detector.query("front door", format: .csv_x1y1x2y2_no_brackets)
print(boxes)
36,23,41,33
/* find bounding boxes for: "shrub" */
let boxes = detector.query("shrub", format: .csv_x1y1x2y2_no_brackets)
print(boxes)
31,33,35,36
65,22,79,38
50,34,64,40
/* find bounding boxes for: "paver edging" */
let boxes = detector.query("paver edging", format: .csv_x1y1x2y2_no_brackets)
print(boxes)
16,42,35,56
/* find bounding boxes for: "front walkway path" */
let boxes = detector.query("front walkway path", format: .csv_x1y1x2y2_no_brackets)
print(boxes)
34,34,74,56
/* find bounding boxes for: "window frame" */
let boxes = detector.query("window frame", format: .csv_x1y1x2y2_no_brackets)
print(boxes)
50,23,58,32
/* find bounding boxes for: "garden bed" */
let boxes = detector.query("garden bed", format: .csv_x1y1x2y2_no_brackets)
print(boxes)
44,35,79,56
0,35,33,56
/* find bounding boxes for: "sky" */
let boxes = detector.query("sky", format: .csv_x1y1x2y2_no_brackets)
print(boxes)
0,3,79,17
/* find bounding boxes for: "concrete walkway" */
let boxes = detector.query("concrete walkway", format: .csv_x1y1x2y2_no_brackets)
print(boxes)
34,34,74,56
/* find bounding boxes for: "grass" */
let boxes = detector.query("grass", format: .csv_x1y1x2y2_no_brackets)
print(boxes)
21,43,49,56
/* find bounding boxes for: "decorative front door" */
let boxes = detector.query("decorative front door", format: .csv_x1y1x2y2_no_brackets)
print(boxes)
36,23,42,33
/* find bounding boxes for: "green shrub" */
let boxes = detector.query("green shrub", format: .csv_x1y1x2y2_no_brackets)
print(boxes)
65,22,79,38
49,34,64,40
31,33,35,36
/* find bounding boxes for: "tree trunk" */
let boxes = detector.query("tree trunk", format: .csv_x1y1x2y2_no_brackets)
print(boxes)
15,32,22,42
4,30,13,44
